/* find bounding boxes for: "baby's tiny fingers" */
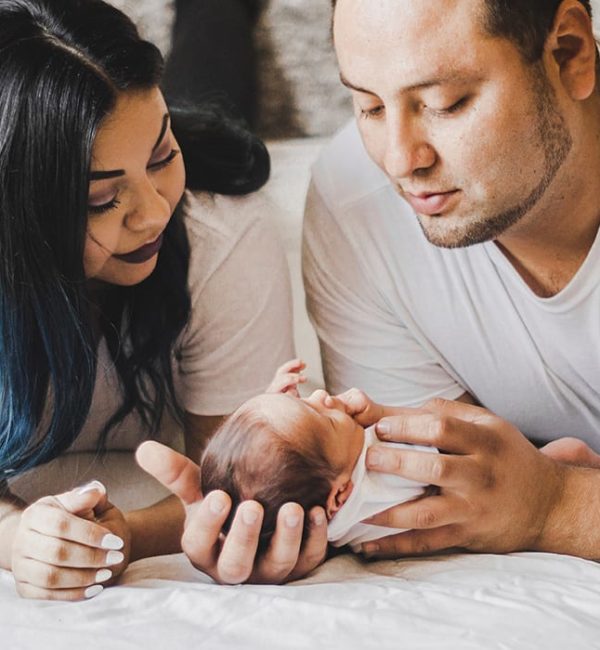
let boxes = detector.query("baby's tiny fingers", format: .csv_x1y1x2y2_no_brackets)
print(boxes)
276,359,306,374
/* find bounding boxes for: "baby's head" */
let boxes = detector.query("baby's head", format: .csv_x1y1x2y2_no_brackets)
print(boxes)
200,390,365,552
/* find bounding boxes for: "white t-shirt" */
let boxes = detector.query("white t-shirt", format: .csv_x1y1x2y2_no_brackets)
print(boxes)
35,189,295,456
327,427,434,550
303,121,600,451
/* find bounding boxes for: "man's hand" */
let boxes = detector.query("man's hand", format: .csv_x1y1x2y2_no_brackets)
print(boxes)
357,398,566,558
136,441,328,584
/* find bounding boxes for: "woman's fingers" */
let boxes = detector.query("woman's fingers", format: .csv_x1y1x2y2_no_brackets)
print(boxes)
12,556,114,590
252,502,304,584
287,506,328,582
21,501,123,550
136,441,202,505
19,530,124,568
180,490,232,575
14,581,107,602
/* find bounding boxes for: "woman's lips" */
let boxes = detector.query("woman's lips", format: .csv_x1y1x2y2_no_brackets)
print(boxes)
404,190,460,216
113,233,164,264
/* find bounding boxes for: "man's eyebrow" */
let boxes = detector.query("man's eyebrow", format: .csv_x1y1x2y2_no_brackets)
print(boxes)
89,112,170,182
339,72,480,95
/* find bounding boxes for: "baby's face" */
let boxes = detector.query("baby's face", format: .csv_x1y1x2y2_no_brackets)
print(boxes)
247,390,365,476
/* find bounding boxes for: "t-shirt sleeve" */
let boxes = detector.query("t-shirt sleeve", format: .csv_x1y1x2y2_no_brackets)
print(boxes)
177,205,295,416
302,180,465,407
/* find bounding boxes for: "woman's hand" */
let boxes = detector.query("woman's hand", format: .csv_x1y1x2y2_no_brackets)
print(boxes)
266,358,307,397
136,441,328,584
11,481,130,601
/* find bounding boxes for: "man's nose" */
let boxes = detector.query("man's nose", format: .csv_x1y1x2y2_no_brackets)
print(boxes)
383,118,437,181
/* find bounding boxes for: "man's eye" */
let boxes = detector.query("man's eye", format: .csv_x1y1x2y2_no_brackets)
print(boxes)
360,105,385,120
430,97,470,115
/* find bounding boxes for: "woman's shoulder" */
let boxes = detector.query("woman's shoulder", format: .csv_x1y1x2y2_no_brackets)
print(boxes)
182,188,282,288
183,188,271,243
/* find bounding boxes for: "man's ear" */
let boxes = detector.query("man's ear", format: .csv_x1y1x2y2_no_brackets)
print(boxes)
547,0,598,100
326,479,354,519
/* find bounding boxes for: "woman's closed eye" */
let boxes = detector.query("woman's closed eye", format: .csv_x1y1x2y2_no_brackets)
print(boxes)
148,148,180,171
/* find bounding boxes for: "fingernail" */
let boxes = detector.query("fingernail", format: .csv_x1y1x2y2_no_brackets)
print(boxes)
101,534,124,550
106,550,125,565
367,451,382,468
311,512,325,527
362,542,379,556
376,422,391,436
77,480,106,495
285,514,300,528
242,508,259,525
209,493,227,515
95,569,112,583
85,584,104,599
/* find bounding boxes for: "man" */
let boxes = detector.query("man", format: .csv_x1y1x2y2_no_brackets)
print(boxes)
139,0,600,582
303,0,600,560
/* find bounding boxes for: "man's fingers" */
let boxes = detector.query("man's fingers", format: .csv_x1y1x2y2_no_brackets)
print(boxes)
361,525,464,559
252,502,304,584
366,445,483,488
363,495,466,530
287,507,328,582
181,491,232,574
136,441,202,505
215,501,263,585
375,412,486,453
420,397,491,423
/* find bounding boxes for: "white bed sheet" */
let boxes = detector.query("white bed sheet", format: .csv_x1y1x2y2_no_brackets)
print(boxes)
2,551,600,649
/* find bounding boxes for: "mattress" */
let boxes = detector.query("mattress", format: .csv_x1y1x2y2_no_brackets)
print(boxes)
2,550,600,649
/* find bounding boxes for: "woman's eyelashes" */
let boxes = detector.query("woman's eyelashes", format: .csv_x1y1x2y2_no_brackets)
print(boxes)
148,148,180,171
87,149,180,215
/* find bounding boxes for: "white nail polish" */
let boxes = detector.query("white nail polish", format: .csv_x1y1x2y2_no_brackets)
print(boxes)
101,534,124,550
77,480,106,495
85,584,104,599
285,514,300,528
106,550,125,565
95,569,112,583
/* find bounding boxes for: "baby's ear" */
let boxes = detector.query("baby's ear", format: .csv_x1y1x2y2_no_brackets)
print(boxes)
326,479,354,519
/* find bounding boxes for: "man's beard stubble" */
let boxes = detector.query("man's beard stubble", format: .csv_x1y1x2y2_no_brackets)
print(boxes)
418,67,573,249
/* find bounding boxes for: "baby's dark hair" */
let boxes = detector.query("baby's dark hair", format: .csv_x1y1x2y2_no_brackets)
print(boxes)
200,403,338,553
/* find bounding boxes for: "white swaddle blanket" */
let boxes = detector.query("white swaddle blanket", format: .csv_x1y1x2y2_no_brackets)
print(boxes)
327,427,438,550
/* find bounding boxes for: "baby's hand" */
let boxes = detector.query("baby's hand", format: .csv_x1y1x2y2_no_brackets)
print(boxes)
11,481,130,601
335,388,385,427
266,358,307,397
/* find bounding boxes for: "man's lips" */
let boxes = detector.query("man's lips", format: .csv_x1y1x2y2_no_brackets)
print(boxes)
113,233,164,264
403,190,460,216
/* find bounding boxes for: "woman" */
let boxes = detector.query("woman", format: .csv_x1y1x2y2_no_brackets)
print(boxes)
0,0,309,600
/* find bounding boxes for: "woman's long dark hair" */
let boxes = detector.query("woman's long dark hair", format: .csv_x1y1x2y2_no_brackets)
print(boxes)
0,0,270,478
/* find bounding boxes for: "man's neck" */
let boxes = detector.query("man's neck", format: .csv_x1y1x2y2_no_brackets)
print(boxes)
494,139,600,298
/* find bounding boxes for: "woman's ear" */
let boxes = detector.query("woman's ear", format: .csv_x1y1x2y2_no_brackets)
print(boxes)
547,0,598,100
326,479,354,519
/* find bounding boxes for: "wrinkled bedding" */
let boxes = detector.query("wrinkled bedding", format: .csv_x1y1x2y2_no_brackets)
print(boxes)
2,551,600,649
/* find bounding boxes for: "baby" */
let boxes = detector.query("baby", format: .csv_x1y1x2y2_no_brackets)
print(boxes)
200,360,436,552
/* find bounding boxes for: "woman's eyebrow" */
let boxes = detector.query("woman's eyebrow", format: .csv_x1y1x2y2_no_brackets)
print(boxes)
89,113,170,181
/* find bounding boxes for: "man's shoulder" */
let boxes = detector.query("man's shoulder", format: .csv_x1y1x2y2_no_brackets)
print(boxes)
311,119,391,210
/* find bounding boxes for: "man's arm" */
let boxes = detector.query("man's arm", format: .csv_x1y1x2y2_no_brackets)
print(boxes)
358,398,600,560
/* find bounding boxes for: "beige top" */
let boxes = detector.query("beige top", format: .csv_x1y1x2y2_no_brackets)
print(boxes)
31,189,294,456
